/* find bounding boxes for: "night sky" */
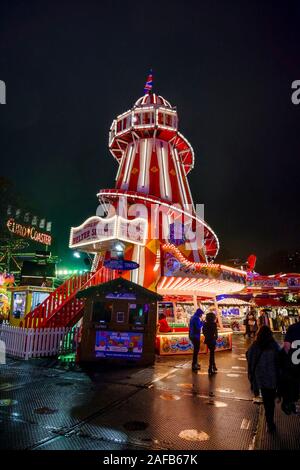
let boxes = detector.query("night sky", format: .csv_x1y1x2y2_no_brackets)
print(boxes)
1,0,299,271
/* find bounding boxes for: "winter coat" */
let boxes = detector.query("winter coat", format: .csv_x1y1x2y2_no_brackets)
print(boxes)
246,340,281,390
189,314,203,341
202,321,218,347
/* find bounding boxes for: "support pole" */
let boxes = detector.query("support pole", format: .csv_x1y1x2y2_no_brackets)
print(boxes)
192,293,198,311
214,296,224,331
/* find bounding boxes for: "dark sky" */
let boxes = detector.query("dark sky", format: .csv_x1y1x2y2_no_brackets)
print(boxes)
0,0,299,269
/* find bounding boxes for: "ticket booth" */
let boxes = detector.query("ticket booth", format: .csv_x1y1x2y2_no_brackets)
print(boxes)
7,286,54,327
77,277,162,366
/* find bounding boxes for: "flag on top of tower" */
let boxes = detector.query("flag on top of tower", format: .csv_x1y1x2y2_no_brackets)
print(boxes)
144,69,153,94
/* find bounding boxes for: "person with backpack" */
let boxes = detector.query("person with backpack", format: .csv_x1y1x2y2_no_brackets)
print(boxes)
203,311,218,375
246,325,281,433
189,308,204,371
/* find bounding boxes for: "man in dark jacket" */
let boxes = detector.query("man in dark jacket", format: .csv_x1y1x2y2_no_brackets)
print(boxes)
189,308,204,371
281,317,300,414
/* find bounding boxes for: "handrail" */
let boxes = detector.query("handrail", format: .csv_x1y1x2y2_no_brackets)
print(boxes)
24,267,115,328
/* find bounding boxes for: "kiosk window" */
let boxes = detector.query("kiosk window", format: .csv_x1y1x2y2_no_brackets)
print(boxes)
13,292,26,319
116,311,125,323
129,303,149,325
92,301,112,323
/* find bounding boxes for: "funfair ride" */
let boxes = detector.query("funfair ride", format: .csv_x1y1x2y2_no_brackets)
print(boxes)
69,83,247,349
24,79,246,335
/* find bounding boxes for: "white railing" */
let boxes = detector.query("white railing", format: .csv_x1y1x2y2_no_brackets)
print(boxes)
0,324,80,360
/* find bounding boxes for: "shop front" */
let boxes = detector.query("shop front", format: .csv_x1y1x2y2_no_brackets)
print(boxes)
242,272,300,333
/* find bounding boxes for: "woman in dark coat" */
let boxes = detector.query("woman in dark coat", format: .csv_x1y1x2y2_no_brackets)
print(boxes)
246,326,281,432
203,311,218,375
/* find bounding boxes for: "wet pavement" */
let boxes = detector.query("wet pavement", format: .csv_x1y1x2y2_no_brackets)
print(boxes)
0,335,299,450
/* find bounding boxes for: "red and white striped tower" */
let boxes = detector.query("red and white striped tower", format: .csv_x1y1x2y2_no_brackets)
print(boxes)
95,90,220,290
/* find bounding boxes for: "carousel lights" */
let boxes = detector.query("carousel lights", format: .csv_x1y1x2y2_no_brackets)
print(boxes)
122,144,134,185
161,145,170,199
141,140,148,188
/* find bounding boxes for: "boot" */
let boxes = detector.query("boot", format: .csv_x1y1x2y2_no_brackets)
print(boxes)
208,366,214,376
213,363,218,372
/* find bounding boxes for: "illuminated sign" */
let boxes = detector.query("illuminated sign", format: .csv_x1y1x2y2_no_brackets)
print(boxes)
104,259,139,271
69,215,148,249
6,218,52,246
162,252,245,284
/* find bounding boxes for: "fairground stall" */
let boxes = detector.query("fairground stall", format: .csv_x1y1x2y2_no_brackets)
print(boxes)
0,272,14,321
68,84,247,356
242,272,300,333
202,296,252,333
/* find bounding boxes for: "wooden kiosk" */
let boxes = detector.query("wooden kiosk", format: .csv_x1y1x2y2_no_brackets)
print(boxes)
77,277,162,366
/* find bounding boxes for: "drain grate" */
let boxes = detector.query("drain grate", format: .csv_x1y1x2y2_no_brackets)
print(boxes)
123,421,149,431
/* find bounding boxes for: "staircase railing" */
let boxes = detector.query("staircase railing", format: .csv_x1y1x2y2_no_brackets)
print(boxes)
24,267,115,328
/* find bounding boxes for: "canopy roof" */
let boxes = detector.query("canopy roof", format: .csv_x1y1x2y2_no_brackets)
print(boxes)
77,276,162,301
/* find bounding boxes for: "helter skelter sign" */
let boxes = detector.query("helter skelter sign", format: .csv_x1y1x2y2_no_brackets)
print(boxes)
69,215,148,250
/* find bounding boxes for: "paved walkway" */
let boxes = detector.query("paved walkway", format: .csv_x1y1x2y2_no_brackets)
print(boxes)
0,335,299,450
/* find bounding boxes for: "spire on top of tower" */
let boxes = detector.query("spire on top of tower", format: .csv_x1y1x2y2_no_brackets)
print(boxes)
144,69,153,94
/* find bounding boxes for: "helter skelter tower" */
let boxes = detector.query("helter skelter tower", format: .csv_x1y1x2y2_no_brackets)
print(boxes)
70,76,246,297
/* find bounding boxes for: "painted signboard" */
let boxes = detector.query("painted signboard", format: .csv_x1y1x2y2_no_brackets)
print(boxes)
95,331,143,358
156,332,232,355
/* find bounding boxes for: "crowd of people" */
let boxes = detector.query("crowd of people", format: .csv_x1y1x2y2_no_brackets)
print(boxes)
158,306,300,433
243,307,296,336
188,307,300,434
246,318,300,432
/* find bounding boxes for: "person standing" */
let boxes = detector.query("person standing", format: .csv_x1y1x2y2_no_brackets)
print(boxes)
258,309,271,328
244,311,251,338
158,313,172,333
189,308,204,371
280,315,300,415
203,311,218,375
246,325,281,433
248,309,258,338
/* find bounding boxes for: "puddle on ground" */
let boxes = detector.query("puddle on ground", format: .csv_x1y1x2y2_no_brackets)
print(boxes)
160,393,181,401
216,388,234,394
179,429,210,442
177,383,193,389
205,399,228,407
